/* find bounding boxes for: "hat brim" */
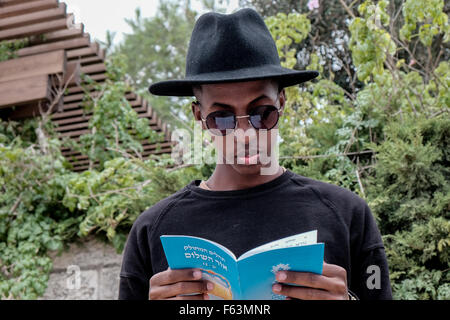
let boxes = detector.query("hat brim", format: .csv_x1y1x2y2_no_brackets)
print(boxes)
148,65,319,96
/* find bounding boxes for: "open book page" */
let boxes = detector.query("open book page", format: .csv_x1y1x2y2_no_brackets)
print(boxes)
238,230,318,261
160,235,241,299
237,242,325,299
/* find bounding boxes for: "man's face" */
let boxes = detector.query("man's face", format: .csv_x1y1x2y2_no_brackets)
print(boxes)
191,79,286,175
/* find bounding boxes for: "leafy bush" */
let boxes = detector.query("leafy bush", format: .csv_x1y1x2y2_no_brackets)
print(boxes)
0,55,207,299
366,116,450,299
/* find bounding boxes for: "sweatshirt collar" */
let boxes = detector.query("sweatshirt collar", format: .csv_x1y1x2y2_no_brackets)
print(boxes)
187,169,293,198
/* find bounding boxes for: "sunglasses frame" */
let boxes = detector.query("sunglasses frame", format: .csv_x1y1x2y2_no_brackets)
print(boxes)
197,103,282,136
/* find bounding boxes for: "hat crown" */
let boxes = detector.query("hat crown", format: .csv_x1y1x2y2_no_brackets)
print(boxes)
186,8,281,77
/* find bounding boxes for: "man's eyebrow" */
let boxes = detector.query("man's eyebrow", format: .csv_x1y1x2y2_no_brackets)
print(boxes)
249,94,272,105
211,102,234,109
210,94,273,109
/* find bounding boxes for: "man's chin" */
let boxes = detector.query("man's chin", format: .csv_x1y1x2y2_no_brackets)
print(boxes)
230,160,278,176
231,163,263,175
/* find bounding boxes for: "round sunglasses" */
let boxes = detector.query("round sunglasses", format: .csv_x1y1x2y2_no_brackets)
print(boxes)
199,104,281,136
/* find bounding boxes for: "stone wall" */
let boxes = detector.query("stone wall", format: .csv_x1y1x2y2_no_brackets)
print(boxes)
39,236,124,300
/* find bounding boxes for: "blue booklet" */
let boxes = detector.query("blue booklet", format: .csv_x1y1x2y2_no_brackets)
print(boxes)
160,230,324,300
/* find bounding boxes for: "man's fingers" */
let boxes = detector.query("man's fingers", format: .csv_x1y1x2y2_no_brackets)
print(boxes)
322,262,347,281
272,284,340,300
275,263,348,299
150,280,213,300
167,293,210,300
150,268,202,287
275,270,331,291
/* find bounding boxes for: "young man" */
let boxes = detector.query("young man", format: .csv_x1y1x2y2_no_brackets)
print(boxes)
118,8,392,300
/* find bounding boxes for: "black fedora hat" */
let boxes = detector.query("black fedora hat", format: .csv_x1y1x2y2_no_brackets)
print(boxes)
149,8,318,97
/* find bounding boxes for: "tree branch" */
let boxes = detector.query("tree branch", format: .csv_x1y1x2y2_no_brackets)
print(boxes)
339,0,356,19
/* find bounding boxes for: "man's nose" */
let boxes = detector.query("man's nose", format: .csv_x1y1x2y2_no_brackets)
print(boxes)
235,116,252,131
234,116,256,144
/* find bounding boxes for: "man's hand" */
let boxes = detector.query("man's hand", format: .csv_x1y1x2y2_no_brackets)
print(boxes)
272,262,349,300
149,268,214,300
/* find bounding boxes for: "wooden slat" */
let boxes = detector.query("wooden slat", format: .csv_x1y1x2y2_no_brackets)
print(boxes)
0,3,66,30
53,106,147,126
68,147,174,172
60,136,171,152
3,101,45,119
53,103,145,125
142,141,174,150
0,14,73,40
59,124,162,138
63,91,137,104
0,74,51,108
86,73,107,82
51,100,145,123
55,94,139,113
17,33,89,56
55,110,158,132
0,49,66,83
60,136,171,153
0,0,41,7
80,62,106,74
67,44,97,60
62,92,84,103
0,0,59,19
53,95,144,119
66,81,100,94
62,146,173,162
62,142,173,158
64,60,81,86
76,54,103,66
29,24,84,44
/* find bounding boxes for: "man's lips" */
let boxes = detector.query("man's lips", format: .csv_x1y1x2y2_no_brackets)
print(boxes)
235,152,260,165
239,154,259,165
232,146,266,164
235,150,259,157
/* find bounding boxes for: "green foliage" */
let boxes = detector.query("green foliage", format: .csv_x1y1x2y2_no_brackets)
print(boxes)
400,0,449,46
266,12,311,69
65,54,164,171
114,0,232,133
0,39,28,62
0,51,207,299
366,117,450,300
349,0,396,82
114,1,197,130
264,0,449,299
0,121,80,299
62,155,206,253
0,116,206,299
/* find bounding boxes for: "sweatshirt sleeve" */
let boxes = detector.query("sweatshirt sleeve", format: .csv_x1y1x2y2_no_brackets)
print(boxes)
309,177,393,300
118,275,149,300
350,246,393,299
118,214,152,300
349,201,393,300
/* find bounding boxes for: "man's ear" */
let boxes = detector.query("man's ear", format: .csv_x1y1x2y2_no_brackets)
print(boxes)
191,101,206,129
278,88,286,116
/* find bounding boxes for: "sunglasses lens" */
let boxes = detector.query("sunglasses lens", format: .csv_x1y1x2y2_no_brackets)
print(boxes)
250,105,279,129
206,111,235,136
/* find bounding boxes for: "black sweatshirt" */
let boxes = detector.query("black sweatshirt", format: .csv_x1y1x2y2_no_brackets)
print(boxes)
118,169,392,300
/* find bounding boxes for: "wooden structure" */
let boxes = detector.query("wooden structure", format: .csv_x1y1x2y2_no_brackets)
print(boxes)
0,0,174,172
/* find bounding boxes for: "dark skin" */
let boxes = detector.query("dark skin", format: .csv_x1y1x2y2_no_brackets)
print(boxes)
148,79,349,300
192,79,286,190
